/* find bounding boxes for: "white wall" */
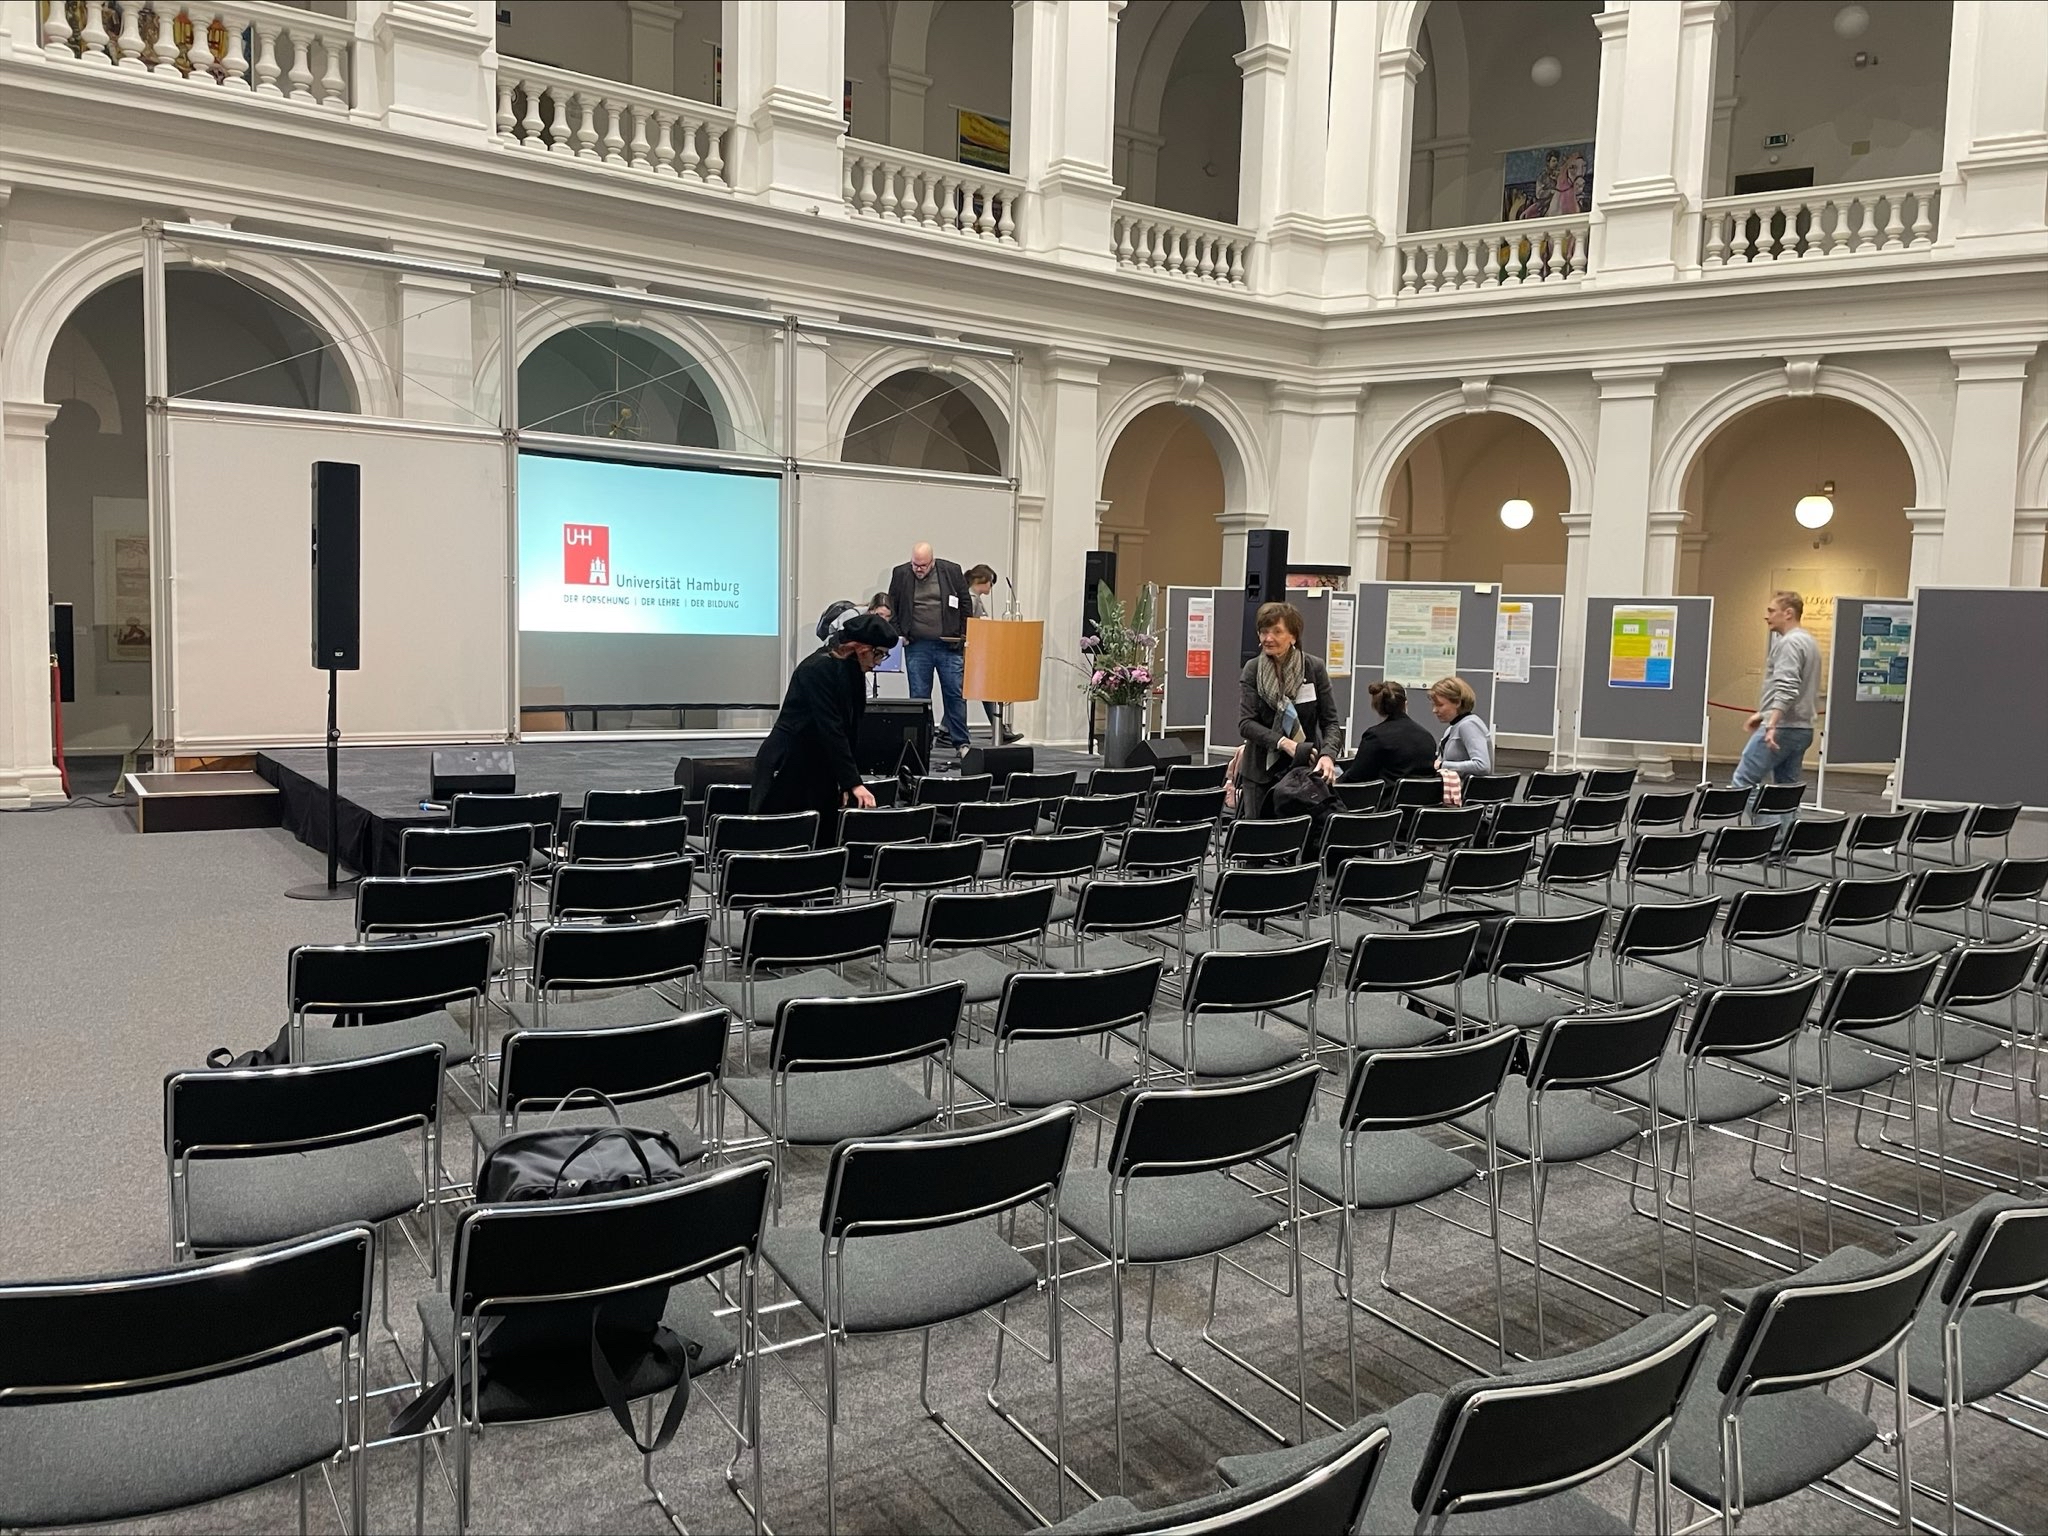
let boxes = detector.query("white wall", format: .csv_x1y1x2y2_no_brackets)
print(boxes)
1099,402,1226,595
1152,1,1244,224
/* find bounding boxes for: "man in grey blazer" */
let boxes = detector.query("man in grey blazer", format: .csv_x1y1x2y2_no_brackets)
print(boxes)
1237,601,1343,819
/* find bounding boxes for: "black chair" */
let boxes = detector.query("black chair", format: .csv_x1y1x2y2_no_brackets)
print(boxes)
703,900,893,1053
1413,908,1607,1032
1743,870,1909,972
1483,797,1561,850
1187,863,1320,955
1149,786,1227,827
1559,794,1629,841
1961,801,2022,863
1314,923,1476,1059
1088,765,1155,798
883,882,1059,1005
1588,896,1722,1007
870,837,984,942
1530,835,1622,913
837,803,938,884
956,800,1042,877
1391,776,1447,809
1213,813,1314,871
1005,768,1079,805
1462,771,1521,805
504,913,709,1032
583,784,686,823
356,868,521,991
914,772,995,810
1056,870,1197,972
1435,842,1533,915
1692,784,1753,829
1334,778,1387,813
1816,808,1915,880
1585,767,1638,797
700,814,822,902
1894,863,1990,954
1630,788,1696,835
1922,855,2047,942
549,857,695,923
411,1160,773,1536
712,849,848,950
0,1226,375,1534
1056,1064,1325,1492
1901,804,1970,870
288,931,492,1077
693,782,755,845
1146,939,1331,1081
1165,761,1230,791
1001,829,1107,887
1698,823,1778,890
1318,810,1403,880
760,1106,1083,1532
563,815,693,866
1116,822,1214,877
452,790,561,850
1055,791,1144,848
1525,768,1582,801
400,822,532,877
956,959,1162,1117
1704,884,1824,985
1625,829,1707,902
1327,852,1435,948
1402,804,1483,855
1762,813,1845,887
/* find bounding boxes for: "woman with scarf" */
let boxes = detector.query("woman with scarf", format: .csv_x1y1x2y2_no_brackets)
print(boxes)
1236,601,1342,820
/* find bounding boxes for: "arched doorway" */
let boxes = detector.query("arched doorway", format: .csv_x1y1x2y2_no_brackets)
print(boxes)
517,325,727,448
1099,403,1227,597
1679,396,1916,766
1383,413,1570,589
43,270,359,758
841,368,1003,477
1113,1,1247,224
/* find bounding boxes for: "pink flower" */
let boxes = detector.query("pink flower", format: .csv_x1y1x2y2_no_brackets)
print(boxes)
1091,669,1106,685
1132,667,1152,685
1080,634,1101,652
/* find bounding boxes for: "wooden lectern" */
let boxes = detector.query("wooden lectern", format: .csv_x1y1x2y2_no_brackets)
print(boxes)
962,617,1043,702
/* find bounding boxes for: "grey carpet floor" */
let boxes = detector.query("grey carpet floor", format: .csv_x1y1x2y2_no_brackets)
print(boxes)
4,802,2047,1534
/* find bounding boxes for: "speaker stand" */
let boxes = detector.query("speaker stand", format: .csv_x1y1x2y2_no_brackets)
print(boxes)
286,667,359,902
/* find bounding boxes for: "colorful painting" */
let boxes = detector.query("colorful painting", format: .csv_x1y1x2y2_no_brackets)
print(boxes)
957,110,1011,174
1502,141,1594,222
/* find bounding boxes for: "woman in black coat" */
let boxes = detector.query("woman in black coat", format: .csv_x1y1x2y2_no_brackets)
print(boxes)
750,614,899,828
1342,679,1439,784
1237,601,1343,820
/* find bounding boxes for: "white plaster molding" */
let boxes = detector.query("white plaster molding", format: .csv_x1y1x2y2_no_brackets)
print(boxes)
1357,386,1596,527
1172,369,1205,407
1782,355,1823,396
1459,377,1491,414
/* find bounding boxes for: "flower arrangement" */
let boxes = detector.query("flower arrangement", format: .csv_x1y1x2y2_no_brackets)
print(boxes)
1076,579,1159,707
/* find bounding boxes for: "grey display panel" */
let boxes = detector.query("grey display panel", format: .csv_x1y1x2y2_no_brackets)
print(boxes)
1493,593,1562,738
1577,596,1714,748
1206,590,1356,757
1899,587,2048,809
1162,585,1214,732
1823,595,1910,768
1344,582,1500,732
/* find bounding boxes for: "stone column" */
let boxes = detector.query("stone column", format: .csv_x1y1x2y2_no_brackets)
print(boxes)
1942,0,2048,249
1941,344,2036,584
626,0,680,95
1235,38,1290,242
1644,509,1687,595
1557,508,1594,766
1012,491,1047,737
1584,366,1666,594
1115,126,1166,206
1352,514,1397,585
366,0,495,145
1366,47,1424,298
1264,383,1360,566
1587,0,1721,286
1905,508,1947,595
0,401,66,805
723,0,849,212
884,65,931,154
1404,534,1448,581
395,270,483,426
1033,349,1108,742
1012,0,1121,271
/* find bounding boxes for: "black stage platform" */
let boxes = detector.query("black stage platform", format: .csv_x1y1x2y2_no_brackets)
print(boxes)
256,739,1107,876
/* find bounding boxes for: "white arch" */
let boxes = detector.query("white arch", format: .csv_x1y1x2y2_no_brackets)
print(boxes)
2019,417,2048,509
1383,0,1431,53
1096,375,1269,520
1126,1,1277,139
888,0,938,78
821,345,1041,489
1649,366,1948,513
2,227,393,415
1356,385,1595,525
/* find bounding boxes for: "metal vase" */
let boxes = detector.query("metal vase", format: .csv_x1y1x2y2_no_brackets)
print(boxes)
1102,702,1143,768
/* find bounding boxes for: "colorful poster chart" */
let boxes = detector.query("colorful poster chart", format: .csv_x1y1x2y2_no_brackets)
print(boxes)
1326,593,1356,677
1185,595,1214,679
1494,600,1533,684
1608,604,1677,689
1856,602,1913,703
1384,587,1461,685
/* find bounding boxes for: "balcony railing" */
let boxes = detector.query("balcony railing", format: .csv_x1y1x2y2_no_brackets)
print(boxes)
1701,178,1939,267
1112,203,1253,289
39,0,351,109
842,140,1023,246
1395,214,1590,297
494,58,734,189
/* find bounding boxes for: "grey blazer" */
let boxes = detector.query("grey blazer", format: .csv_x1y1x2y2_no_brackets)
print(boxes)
1238,652,1344,786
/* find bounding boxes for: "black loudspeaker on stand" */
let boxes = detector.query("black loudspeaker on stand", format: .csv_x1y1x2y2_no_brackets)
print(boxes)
288,461,363,902
1240,528,1289,663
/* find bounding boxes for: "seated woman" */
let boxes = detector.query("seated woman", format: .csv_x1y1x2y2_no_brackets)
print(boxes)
1429,675,1494,779
1341,680,1438,783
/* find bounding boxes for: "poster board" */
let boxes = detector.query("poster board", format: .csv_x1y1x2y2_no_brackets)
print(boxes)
1493,593,1563,739
1577,595,1713,748
1822,596,1910,770
1899,587,2048,809
1162,585,1215,732
1343,582,1501,729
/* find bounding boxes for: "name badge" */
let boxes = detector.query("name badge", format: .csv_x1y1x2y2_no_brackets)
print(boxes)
1296,684,1317,704
945,595,958,608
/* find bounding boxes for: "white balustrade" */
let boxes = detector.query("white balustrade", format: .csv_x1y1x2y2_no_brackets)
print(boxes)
842,141,1024,246
494,59,735,191
1394,215,1590,298
43,1,350,109
1110,203,1253,289
1701,179,1940,267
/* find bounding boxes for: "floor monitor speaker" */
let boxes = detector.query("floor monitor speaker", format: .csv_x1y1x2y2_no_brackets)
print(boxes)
1129,736,1192,774
962,744,1034,785
857,700,934,775
431,748,515,800
1240,527,1290,662
673,754,756,794
1084,550,1117,635
311,461,361,671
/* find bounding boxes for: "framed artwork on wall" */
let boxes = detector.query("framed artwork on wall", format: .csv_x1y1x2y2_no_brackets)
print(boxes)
1502,141,1594,221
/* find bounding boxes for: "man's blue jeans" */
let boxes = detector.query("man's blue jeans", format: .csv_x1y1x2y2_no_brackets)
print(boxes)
905,637,969,749
1733,723,1813,835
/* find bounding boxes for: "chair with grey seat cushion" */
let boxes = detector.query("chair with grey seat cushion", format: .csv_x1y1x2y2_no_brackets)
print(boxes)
1890,863,1991,955
1691,784,1753,830
409,1160,772,1536
1336,777,1388,813
1740,870,1908,973
1630,788,1697,837
1433,843,1532,917
1166,761,1230,792
451,789,562,860
1319,810,1405,883
1483,797,1562,852
1585,896,1722,1008
1309,923,1477,1062
1452,997,1685,1352
687,783,755,854
1917,856,2047,944
1210,814,1316,880
1186,863,1320,957
1150,786,1228,827
761,1106,1083,1533
548,857,695,924
1586,768,1638,798
1557,795,1627,843
697,812,822,902
401,822,532,877
1005,768,1079,808
1743,811,1843,889
583,784,685,824
954,959,1164,1116
869,837,984,942
1693,884,1823,986
1054,869,1196,973
1412,908,1606,1034
1057,792,1145,866
836,803,937,885
1621,830,1706,903
1391,776,1448,810
561,815,692,867
1402,805,1485,857
356,867,523,991
1648,1231,1954,1535
1089,765,1156,798
701,900,894,1067
956,800,1041,877
1140,939,1332,1081
1327,852,1435,951
1808,808,1915,881
1057,1063,1324,1493
1691,824,1778,895
288,932,491,1081
1605,974,1824,1298
1462,772,1520,806
496,913,709,1033
710,847,846,950
0,1225,375,1535
884,881,1057,1006
911,773,996,830
1895,804,1970,872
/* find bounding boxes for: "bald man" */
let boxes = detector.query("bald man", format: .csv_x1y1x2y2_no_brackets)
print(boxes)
887,541,972,756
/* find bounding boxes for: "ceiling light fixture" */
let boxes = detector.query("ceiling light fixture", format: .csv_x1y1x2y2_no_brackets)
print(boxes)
1530,55,1562,87
1500,497,1535,530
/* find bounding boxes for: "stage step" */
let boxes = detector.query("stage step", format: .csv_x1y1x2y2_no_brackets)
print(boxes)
124,771,281,834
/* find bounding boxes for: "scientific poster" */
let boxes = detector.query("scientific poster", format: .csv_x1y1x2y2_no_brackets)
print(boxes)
1494,600,1533,684
1609,604,1677,689
1856,602,1912,703
1185,595,1214,679
1384,587,1461,686
1326,593,1356,677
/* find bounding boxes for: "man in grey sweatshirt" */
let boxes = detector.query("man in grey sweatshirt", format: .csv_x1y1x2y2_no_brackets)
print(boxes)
1733,589,1820,833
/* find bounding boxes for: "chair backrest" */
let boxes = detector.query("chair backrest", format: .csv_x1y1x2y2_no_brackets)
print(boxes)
1220,814,1314,865
1846,809,1915,854
1717,1232,1954,1401
1610,896,1721,961
821,1103,1078,1241
1407,805,1484,849
1630,830,1706,878
1440,843,1533,900
1966,802,2023,842
1320,810,1404,874
992,959,1165,1044
166,1044,442,1164
1525,769,1582,801
719,847,847,910
1938,1197,2048,1310
1131,1421,1393,1535
452,790,561,843
1462,772,1521,805
550,856,694,920
1343,1026,1519,1133
1073,870,1197,936
1630,789,1695,830
1109,1061,1322,1179
1561,795,1628,836
1210,862,1319,923
1184,939,1333,1017
1706,824,1777,870
1781,814,1846,858
1492,907,1606,978
1684,973,1826,1059
1088,765,1155,798
1903,862,1987,917
1907,805,1969,847
913,773,994,808
1002,830,1106,883
1393,776,1447,808
693,783,755,841
1346,922,1480,994
450,1160,772,1330
1723,883,1821,943
583,785,685,823
289,931,492,1019
1151,786,1228,826
1752,782,1808,816
1410,1307,1717,1525
954,799,1040,843
1334,779,1387,813
921,883,1057,950
496,1009,727,1122
870,837,984,895
1933,936,2045,1012
356,867,521,938
1819,951,1943,1034
1487,799,1561,846
707,811,818,862
1537,836,1623,889
1984,857,2048,906
772,980,965,1073
563,815,693,865
0,1226,373,1417
1330,851,1435,911
1006,769,1078,802
1120,822,1215,875
739,898,895,971
1584,767,1638,797
838,803,938,853
399,822,531,875
1526,997,1684,1092
531,913,709,995
1693,785,1753,825
1165,761,1230,791
1817,870,1910,930
1055,791,1143,834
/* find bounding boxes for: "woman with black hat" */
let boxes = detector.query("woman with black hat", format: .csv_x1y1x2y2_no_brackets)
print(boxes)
750,612,899,826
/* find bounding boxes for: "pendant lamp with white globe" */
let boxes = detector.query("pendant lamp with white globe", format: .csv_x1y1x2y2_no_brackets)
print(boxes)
1795,491,1835,529
1499,497,1535,530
